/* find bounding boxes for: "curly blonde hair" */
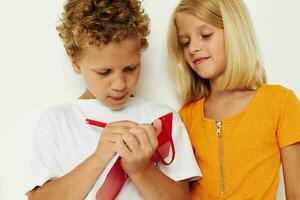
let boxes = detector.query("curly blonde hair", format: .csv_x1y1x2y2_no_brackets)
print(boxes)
57,0,150,60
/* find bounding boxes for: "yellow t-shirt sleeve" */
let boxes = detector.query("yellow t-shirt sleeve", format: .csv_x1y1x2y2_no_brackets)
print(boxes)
277,90,300,148
178,103,193,132
178,106,187,125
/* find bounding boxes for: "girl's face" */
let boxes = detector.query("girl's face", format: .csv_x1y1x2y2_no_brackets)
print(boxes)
74,38,141,110
175,12,227,83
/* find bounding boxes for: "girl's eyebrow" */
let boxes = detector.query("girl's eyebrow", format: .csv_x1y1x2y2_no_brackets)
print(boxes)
178,24,211,38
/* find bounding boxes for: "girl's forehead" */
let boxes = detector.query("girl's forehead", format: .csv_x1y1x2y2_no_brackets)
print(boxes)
175,13,216,36
176,12,212,27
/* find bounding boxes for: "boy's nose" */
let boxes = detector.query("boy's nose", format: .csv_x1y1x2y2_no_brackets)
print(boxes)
111,76,126,92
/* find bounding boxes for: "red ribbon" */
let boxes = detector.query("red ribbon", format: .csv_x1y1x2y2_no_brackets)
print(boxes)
86,112,175,200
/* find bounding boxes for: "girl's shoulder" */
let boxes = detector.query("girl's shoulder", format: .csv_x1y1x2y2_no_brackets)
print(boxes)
178,98,205,125
258,84,298,103
179,98,205,114
260,84,293,95
252,85,299,117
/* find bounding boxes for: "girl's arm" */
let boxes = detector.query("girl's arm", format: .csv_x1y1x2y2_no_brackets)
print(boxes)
27,154,105,200
281,142,300,200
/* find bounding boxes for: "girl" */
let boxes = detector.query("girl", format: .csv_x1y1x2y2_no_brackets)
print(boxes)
168,0,300,199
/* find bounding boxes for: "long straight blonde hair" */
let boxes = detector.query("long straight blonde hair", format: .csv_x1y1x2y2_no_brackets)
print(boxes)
168,0,266,104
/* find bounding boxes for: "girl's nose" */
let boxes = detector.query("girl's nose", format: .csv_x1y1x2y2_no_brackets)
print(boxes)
189,40,202,54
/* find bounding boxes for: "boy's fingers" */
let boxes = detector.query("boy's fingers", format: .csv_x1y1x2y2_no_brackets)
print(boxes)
152,119,162,136
109,126,132,135
122,133,139,152
104,133,123,143
104,125,137,139
109,120,139,128
115,139,131,158
141,124,158,150
130,127,149,145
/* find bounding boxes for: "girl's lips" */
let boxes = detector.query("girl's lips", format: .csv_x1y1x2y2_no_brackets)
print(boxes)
193,57,210,65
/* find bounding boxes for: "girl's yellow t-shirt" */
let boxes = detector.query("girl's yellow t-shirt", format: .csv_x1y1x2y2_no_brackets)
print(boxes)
179,85,300,200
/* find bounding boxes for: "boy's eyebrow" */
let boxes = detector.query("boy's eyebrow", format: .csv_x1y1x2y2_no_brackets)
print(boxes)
131,61,141,66
95,68,111,71
123,62,141,68
93,61,141,70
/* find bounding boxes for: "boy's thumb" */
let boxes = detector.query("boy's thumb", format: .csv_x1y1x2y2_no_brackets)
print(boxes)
153,119,162,137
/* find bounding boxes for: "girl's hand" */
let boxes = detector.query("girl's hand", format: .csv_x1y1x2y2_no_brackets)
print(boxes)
92,120,139,167
116,119,162,175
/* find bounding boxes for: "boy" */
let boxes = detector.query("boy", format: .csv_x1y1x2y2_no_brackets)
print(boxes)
26,0,201,199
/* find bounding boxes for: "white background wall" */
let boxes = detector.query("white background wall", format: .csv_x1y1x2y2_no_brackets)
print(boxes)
0,0,299,199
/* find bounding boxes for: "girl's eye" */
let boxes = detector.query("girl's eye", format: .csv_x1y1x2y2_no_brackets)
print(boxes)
182,41,190,48
123,66,136,72
97,69,111,76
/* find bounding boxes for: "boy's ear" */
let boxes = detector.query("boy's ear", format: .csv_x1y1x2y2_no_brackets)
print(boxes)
72,61,82,74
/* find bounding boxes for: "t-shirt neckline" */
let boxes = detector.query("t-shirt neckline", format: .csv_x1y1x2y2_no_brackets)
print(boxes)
201,85,266,123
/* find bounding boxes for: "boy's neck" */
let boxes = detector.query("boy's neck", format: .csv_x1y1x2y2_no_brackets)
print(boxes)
79,89,96,100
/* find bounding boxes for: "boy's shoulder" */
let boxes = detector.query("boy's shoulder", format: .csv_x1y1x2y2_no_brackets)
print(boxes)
125,97,177,120
38,101,76,122
130,97,175,112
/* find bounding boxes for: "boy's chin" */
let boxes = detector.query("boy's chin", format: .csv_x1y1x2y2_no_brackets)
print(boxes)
105,102,127,111
109,104,125,111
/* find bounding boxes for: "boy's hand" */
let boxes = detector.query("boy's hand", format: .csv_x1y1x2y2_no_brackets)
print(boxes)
116,119,162,174
92,120,139,167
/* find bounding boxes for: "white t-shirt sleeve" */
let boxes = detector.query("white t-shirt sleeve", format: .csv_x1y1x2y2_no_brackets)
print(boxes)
25,110,64,194
157,111,201,182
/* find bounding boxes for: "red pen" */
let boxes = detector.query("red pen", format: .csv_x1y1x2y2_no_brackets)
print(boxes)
86,119,107,128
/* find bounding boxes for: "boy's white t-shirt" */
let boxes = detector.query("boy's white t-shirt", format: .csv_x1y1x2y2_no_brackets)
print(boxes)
26,97,201,199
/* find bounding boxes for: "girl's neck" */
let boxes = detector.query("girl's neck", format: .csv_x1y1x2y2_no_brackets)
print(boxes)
208,79,229,101
206,84,256,104
204,87,257,122
208,77,246,101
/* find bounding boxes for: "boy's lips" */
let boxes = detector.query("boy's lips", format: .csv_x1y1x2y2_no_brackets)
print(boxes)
193,56,210,65
109,93,128,101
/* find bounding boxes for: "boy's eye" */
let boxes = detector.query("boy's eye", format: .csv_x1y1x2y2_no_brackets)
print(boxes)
123,66,136,72
202,33,213,39
97,69,111,76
